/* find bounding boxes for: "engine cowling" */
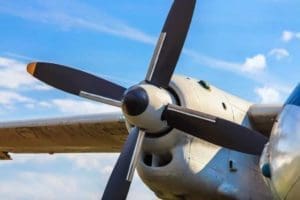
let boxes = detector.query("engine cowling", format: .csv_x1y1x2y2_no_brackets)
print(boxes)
260,84,300,200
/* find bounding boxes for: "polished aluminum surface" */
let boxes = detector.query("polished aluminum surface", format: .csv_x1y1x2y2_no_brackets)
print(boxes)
269,104,300,200
126,129,145,182
137,76,272,199
79,91,122,107
146,32,167,82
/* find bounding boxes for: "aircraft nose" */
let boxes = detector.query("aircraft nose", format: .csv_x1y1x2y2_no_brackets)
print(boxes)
122,86,149,116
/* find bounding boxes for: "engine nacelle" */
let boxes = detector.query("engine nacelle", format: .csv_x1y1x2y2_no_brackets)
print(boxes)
260,85,300,200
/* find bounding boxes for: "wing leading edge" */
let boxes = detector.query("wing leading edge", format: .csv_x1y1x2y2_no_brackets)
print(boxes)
0,112,128,157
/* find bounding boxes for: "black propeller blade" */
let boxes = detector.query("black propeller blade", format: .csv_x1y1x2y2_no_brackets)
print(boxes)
163,104,268,155
102,127,142,200
146,0,196,88
27,62,126,106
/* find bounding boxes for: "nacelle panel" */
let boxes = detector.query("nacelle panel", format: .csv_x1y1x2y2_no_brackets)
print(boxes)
266,105,300,200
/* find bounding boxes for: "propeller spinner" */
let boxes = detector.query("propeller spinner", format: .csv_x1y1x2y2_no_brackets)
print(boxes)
26,0,268,199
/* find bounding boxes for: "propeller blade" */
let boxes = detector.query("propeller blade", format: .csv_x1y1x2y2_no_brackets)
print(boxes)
102,127,142,200
146,0,196,88
126,130,145,182
27,62,126,106
163,104,268,155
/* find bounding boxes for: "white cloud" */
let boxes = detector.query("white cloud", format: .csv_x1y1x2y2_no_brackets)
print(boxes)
0,64,47,110
282,31,294,42
102,165,113,174
2,153,116,174
0,91,33,106
0,89,120,115
26,99,120,115
185,50,267,74
0,172,96,200
0,56,121,113
0,57,50,90
0,57,35,89
51,99,120,115
63,154,116,173
0,154,155,199
255,86,282,103
0,154,58,165
268,48,290,60
282,30,300,42
39,101,53,108
184,50,292,95
242,54,267,73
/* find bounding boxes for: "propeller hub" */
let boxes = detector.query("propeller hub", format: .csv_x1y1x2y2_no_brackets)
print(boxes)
122,87,149,116
122,84,175,133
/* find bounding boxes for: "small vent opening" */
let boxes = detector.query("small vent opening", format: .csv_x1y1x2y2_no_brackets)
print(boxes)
142,152,172,167
143,153,153,167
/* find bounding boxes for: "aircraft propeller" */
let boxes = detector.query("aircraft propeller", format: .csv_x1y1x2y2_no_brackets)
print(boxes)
26,0,267,199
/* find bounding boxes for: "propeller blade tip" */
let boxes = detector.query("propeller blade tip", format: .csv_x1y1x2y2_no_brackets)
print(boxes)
27,62,37,75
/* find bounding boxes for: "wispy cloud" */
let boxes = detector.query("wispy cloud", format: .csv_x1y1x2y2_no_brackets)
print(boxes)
184,49,292,99
183,49,241,72
3,52,38,61
50,99,120,115
0,1,156,45
1,96,120,115
184,50,267,74
268,48,290,60
0,91,33,107
0,0,292,98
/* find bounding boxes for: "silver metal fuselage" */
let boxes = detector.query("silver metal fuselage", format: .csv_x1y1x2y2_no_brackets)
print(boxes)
135,76,272,199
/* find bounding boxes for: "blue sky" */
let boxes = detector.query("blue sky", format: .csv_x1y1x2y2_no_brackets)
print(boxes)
0,0,299,199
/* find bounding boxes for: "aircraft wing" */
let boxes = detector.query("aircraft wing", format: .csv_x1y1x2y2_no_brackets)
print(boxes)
0,112,128,159
248,104,282,138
